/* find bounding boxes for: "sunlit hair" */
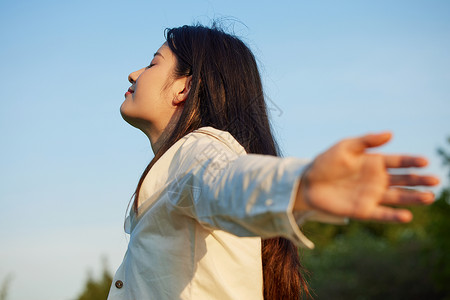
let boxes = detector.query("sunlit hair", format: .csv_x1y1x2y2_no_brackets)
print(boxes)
133,24,309,299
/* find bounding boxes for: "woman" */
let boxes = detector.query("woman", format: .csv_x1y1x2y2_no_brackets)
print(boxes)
108,24,438,299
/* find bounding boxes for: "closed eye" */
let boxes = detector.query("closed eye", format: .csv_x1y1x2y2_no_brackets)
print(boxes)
146,63,156,69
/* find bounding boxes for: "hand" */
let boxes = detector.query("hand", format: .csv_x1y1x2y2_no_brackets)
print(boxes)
294,132,440,222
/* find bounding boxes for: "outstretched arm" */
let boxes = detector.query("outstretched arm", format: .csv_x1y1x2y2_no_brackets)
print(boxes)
294,132,440,222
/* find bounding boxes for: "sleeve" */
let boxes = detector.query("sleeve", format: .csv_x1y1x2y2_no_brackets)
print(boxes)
164,134,346,249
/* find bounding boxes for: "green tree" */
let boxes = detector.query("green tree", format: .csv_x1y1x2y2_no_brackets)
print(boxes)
0,274,13,300
75,259,112,300
425,137,450,297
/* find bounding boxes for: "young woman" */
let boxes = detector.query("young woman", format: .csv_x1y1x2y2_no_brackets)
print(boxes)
108,24,439,299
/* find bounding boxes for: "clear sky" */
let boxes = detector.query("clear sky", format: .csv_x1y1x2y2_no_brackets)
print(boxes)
0,1,449,299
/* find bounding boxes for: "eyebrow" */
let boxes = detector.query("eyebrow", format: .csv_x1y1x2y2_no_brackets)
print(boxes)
153,52,165,59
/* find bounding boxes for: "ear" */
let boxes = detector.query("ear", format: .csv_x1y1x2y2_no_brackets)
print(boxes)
173,76,192,105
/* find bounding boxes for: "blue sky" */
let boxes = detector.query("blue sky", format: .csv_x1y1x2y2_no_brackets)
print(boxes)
0,1,449,299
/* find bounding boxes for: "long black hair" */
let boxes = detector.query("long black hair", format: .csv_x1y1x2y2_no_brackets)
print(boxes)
133,24,309,299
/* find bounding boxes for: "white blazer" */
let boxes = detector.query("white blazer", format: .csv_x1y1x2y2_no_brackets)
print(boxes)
108,127,345,300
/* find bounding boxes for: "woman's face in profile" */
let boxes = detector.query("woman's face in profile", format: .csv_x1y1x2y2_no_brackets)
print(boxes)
120,43,179,133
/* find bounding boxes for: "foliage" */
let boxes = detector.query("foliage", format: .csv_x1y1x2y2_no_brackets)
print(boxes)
437,137,450,179
301,228,441,299
75,261,112,300
301,137,450,299
426,186,450,296
0,274,13,300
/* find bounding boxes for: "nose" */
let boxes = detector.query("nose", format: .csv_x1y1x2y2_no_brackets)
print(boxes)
128,68,145,84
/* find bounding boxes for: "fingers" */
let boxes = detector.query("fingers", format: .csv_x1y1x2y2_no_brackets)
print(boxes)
384,155,428,168
389,174,440,186
382,188,435,205
353,187,434,223
368,206,413,223
350,132,392,153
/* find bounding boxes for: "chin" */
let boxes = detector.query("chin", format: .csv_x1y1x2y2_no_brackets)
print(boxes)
121,112,139,129
120,104,138,127
120,108,152,138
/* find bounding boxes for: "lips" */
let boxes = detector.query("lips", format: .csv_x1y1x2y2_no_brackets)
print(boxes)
125,88,134,97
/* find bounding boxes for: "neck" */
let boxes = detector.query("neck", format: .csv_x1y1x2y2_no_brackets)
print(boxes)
146,111,181,154
149,130,167,154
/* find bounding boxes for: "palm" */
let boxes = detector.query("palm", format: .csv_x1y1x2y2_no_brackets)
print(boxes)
297,133,439,222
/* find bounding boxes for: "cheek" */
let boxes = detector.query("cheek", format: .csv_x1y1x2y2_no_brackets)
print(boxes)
136,78,173,109
134,74,159,103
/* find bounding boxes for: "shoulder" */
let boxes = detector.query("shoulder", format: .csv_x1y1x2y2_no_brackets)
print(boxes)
164,127,246,178
179,127,246,157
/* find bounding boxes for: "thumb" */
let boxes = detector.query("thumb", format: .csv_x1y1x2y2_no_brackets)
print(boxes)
351,132,392,153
